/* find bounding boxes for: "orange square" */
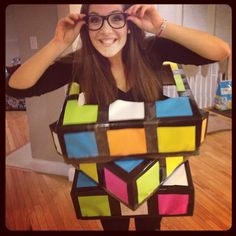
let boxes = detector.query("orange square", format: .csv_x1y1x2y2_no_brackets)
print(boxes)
107,128,147,156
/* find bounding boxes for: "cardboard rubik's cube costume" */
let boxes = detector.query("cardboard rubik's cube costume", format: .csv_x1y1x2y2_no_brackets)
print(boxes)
50,62,208,218
71,161,194,218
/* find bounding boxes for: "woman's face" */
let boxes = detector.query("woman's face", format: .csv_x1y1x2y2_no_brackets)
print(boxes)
88,4,128,60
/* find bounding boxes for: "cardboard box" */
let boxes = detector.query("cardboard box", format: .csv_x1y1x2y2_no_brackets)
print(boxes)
75,156,187,210
70,161,194,219
50,63,208,163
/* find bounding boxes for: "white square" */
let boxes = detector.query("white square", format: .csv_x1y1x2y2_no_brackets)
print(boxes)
163,163,188,186
77,92,85,106
120,201,148,216
163,85,178,98
108,100,145,122
52,131,62,155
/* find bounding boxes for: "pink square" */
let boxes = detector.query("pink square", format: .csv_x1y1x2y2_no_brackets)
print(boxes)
104,168,128,204
158,194,189,215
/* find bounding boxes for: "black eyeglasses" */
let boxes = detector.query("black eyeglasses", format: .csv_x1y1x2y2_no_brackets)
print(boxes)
85,12,128,31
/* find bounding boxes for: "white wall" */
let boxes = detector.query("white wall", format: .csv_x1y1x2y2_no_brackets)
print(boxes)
157,4,231,46
6,5,66,166
157,4,232,108
5,6,20,66
215,5,232,47
6,5,58,64
5,4,83,175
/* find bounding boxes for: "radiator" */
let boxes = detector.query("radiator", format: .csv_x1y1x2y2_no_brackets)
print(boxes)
164,63,226,109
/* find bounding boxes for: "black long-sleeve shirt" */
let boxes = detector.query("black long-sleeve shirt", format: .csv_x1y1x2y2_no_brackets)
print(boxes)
6,37,215,100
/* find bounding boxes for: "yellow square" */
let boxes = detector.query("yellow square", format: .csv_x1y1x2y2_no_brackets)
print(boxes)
166,156,184,177
163,61,178,70
68,82,80,95
79,163,98,183
157,126,196,153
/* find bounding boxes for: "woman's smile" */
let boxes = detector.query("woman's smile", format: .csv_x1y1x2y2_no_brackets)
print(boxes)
98,37,118,47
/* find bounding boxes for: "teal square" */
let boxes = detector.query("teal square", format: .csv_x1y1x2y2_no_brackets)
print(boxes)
64,132,98,158
115,159,144,172
156,97,193,118
76,172,98,188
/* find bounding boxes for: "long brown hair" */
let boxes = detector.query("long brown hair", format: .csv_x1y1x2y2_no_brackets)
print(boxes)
72,4,162,105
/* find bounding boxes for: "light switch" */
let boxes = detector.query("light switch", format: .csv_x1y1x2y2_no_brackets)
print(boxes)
30,36,38,49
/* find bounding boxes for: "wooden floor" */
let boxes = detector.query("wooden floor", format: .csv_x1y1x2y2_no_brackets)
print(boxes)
5,111,232,231
6,111,30,155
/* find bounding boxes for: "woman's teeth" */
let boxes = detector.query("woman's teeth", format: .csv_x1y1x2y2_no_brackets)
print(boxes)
99,39,116,47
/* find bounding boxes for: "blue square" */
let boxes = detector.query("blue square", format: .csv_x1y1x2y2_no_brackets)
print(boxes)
155,97,193,118
64,131,98,158
76,172,98,188
114,159,144,172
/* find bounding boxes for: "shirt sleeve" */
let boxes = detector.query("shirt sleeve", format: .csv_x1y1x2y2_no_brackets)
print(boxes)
146,36,216,68
6,61,73,98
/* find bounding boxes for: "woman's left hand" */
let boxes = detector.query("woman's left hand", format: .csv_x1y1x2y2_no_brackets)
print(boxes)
125,4,162,34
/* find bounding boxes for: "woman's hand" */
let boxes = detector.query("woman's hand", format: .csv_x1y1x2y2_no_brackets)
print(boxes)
125,5,162,35
8,13,86,90
53,13,86,48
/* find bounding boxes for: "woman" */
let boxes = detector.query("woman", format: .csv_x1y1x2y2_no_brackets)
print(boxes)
7,4,230,230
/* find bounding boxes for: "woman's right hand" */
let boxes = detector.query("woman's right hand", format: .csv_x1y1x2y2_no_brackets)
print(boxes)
53,13,86,49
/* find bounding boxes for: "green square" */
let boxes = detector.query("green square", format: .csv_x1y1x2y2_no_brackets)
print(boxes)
136,162,160,203
78,195,111,217
63,100,98,125
174,74,185,91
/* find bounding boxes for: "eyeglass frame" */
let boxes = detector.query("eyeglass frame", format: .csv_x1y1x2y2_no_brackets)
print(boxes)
84,12,129,31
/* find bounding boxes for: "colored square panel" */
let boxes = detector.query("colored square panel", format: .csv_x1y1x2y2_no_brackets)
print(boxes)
63,100,98,125
166,156,184,177
79,163,99,182
163,85,179,98
163,163,188,186
108,100,145,121
107,128,147,156
136,162,160,203
156,97,193,118
174,74,185,91
68,82,80,95
78,195,111,217
114,159,144,173
157,126,196,153
201,118,207,143
64,132,98,158
71,161,194,219
120,201,148,216
76,172,97,188
158,194,189,215
163,61,179,70
104,168,128,204
52,131,62,154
